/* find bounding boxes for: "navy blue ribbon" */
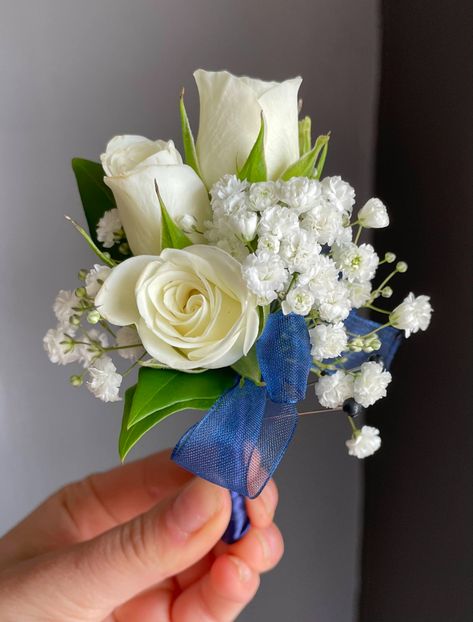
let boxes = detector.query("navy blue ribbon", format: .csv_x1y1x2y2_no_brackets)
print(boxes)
172,312,312,499
172,310,403,543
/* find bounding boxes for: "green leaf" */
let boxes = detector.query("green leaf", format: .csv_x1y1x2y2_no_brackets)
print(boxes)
313,134,330,179
298,116,312,156
119,384,216,461
280,133,330,181
231,346,262,385
155,181,193,250
237,114,267,182
65,216,115,267
71,158,123,261
128,366,236,427
180,89,203,180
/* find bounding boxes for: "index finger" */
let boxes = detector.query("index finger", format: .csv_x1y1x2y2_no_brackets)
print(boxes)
0,449,192,566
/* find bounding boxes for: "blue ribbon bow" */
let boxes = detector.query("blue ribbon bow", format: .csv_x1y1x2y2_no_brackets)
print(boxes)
172,309,403,543
172,312,312,499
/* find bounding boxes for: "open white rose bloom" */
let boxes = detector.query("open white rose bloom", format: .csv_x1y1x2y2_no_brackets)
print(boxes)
45,68,432,471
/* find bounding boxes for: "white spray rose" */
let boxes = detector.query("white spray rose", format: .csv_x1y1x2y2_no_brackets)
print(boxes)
95,245,259,371
194,70,302,188
101,135,211,256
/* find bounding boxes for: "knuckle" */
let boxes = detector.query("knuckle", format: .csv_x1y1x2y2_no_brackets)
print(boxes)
117,512,157,569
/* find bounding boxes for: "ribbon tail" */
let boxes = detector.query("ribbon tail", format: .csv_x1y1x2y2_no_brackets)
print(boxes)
221,491,251,544
172,380,298,499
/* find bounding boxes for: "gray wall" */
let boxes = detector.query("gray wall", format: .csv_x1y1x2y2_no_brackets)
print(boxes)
0,1,379,620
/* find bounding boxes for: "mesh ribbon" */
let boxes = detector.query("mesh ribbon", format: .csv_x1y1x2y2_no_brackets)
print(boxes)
171,310,403,504
172,312,312,498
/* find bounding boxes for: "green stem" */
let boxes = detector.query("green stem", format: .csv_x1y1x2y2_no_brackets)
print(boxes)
100,320,116,338
364,303,391,315
348,416,359,435
282,272,299,299
361,322,391,338
104,344,142,352
354,224,363,245
122,355,146,377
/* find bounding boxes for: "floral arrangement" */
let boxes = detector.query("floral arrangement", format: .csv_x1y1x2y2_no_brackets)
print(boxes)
44,70,432,516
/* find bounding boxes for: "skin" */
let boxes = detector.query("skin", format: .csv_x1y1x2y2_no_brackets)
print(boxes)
0,450,283,621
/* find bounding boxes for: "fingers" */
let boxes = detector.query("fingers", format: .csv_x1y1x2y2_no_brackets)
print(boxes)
0,478,231,620
245,479,278,528
0,449,192,566
226,523,284,574
172,554,260,622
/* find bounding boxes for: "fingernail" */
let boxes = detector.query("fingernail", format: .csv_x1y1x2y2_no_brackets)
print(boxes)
168,478,223,540
228,555,252,582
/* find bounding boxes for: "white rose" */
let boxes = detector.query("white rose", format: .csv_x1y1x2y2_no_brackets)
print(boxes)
194,70,302,188
101,135,211,256
94,245,259,371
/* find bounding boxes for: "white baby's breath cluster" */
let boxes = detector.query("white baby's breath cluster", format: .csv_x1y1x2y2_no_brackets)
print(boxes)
96,208,131,256
43,264,144,402
206,173,433,458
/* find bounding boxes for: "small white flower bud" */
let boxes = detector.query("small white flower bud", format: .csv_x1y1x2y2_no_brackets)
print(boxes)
78,269,88,281
75,286,87,298
176,214,198,233
384,252,396,263
70,374,83,387
87,310,101,324
396,261,408,273
70,314,81,326
349,337,364,352
370,336,382,350
118,242,130,255
381,286,393,298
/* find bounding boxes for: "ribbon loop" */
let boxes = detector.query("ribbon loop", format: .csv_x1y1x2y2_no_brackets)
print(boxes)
257,312,312,404
172,312,312,498
172,310,402,500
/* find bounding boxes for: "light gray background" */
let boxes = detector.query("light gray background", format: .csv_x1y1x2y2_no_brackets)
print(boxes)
0,1,379,620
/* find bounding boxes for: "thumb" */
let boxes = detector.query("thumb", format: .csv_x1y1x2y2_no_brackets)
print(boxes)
5,478,230,620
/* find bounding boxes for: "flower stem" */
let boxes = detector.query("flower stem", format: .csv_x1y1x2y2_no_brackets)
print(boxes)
364,303,391,315
361,321,391,337
348,415,359,435
100,320,116,338
354,224,363,245
104,344,142,352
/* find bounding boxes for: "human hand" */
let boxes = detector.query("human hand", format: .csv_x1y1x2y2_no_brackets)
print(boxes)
0,450,283,621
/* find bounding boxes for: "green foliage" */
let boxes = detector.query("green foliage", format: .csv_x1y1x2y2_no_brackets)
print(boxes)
298,116,312,156
180,89,204,181
155,181,193,250
65,216,115,267
313,134,330,179
71,158,123,261
231,346,262,385
119,367,236,460
237,114,267,183
280,133,330,180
